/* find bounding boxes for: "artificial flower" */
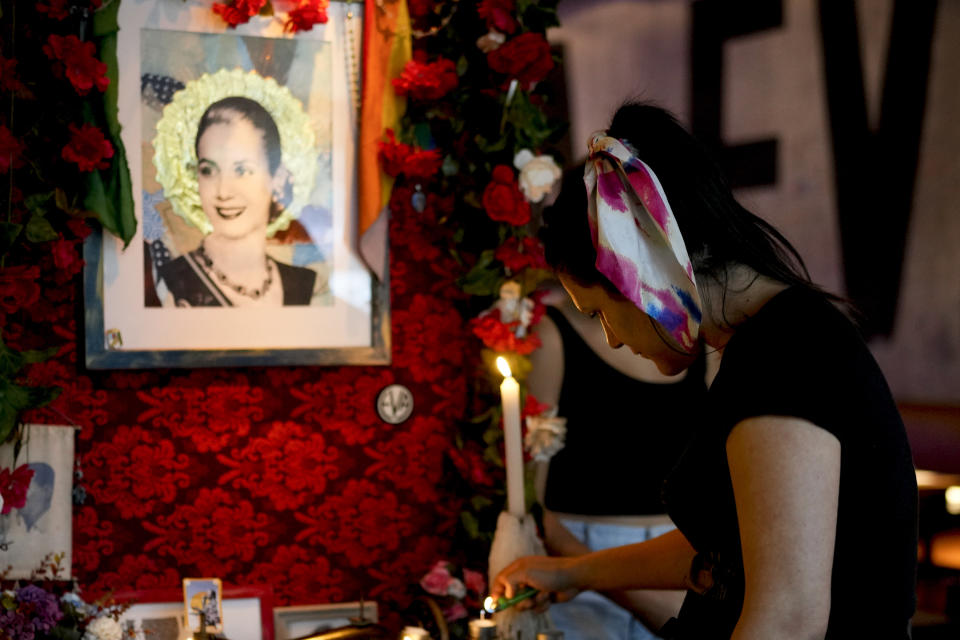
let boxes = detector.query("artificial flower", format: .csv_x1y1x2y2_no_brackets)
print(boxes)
0,124,24,173
469,313,541,355
378,129,414,177
0,265,42,314
476,30,506,54
448,443,495,487
514,149,562,203
403,149,444,179
0,464,35,514
42,34,109,95
285,0,330,33
420,560,454,596
487,32,554,89
392,55,458,101
35,0,71,20
478,0,518,35
83,616,123,640
525,407,567,462
495,236,547,273
51,234,83,277
463,568,486,595
213,0,267,28
0,56,25,93
62,123,114,172
407,0,433,18
482,165,531,226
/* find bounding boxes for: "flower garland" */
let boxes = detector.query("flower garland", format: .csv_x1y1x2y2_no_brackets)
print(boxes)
1,0,134,447
212,0,332,33
387,0,565,629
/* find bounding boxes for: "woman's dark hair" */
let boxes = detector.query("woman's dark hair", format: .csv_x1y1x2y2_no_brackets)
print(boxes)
195,96,290,221
541,101,829,309
196,96,283,176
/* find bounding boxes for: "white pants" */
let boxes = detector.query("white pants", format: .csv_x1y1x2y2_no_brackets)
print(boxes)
548,516,676,640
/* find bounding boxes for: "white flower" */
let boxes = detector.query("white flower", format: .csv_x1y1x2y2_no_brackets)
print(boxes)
513,150,561,203
476,30,506,53
525,408,567,462
447,577,467,599
84,616,123,640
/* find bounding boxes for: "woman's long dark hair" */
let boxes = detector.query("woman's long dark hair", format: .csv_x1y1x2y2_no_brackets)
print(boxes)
541,101,839,321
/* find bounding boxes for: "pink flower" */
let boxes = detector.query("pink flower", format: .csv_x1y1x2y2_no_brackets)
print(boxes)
420,560,453,596
463,568,486,594
0,465,36,514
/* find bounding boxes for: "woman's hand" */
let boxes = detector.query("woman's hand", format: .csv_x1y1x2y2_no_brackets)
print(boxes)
490,555,581,611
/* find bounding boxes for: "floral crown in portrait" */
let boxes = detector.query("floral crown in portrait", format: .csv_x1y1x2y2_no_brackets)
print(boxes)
153,68,318,237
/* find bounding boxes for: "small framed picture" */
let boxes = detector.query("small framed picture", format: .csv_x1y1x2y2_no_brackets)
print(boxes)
184,578,224,634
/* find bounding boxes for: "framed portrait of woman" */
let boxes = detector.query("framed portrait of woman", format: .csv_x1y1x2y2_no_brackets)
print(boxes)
84,0,388,368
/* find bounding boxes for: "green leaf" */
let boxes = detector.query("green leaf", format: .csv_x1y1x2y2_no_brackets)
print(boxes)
441,155,459,176
21,346,59,364
471,495,493,511
25,213,59,243
456,55,469,76
460,249,503,296
24,191,53,215
0,222,23,254
461,510,481,539
474,134,508,154
0,339,25,379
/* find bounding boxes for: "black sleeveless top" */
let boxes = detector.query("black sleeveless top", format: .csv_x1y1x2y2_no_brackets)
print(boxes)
543,306,707,516
662,287,917,639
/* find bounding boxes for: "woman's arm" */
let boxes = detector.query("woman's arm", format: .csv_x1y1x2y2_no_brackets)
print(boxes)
491,526,697,602
726,416,841,640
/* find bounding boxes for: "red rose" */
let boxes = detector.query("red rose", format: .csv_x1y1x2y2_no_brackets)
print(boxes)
212,0,267,28
487,32,554,89
522,393,550,420
0,56,24,93
393,56,458,101
482,165,530,226
408,0,433,18
42,34,109,95
478,0,517,35
52,234,83,277
285,0,329,33
378,129,413,177
0,265,41,313
36,0,70,20
66,217,92,240
403,149,444,179
62,123,114,172
469,312,541,355
0,464,35,514
494,236,546,272
0,124,24,174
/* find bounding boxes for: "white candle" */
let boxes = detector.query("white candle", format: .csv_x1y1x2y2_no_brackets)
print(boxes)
497,356,525,517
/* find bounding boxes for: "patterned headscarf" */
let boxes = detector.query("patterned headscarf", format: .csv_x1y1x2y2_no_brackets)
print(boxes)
584,134,702,353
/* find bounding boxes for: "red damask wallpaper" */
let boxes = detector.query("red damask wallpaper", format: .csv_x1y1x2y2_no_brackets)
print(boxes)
18,197,479,628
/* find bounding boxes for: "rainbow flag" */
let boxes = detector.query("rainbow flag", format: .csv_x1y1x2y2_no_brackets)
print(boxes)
358,0,412,280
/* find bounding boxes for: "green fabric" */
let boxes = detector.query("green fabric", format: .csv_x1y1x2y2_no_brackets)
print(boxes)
85,0,136,246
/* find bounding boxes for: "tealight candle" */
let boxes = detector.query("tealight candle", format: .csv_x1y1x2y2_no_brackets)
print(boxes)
401,626,430,640
469,618,497,640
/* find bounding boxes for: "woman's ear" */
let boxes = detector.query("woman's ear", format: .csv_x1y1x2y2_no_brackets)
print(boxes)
270,165,293,209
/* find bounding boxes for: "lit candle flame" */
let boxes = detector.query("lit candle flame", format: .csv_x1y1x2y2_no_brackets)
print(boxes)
496,356,512,378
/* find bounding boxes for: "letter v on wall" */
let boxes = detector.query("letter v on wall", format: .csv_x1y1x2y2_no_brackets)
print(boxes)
818,0,938,338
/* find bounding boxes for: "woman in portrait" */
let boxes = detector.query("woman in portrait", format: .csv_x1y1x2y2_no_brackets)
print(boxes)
148,69,324,307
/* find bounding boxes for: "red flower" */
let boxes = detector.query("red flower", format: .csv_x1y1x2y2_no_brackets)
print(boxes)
522,393,550,420
213,0,267,28
0,265,41,313
487,32,554,89
469,312,541,355
478,0,517,35
36,0,71,20
408,0,433,18
0,464,35,515
285,0,330,33
378,129,414,177
393,56,458,101
0,56,25,93
0,124,24,174
482,165,530,226
448,443,495,487
52,234,83,277
404,149,444,179
43,34,109,95
495,236,547,272
62,123,114,172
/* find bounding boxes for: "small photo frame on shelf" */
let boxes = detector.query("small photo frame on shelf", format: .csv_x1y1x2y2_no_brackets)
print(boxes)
184,577,224,634
116,585,274,640
273,601,378,640
85,0,389,369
